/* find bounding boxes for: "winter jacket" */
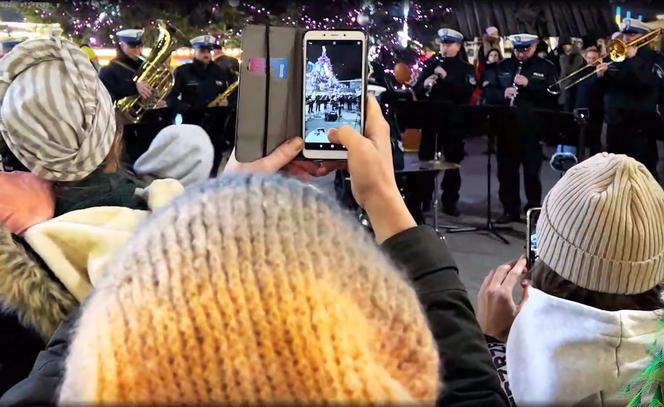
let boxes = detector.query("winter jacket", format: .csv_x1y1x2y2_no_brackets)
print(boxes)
0,223,78,395
558,50,584,110
0,178,183,397
506,287,662,406
382,226,509,406
3,225,509,407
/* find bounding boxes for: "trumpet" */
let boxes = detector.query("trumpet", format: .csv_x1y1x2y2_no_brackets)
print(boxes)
207,79,239,108
547,28,662,95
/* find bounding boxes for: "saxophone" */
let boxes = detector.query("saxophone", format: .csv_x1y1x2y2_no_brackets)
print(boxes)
116,20,187,124
207,79,239,108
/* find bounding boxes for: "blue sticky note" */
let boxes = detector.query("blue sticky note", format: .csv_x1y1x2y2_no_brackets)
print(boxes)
270,58,288,79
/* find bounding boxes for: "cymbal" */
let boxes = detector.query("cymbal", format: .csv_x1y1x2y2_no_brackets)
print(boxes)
419,159,460,171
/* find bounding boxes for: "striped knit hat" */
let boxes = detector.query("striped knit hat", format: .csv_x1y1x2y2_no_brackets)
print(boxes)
0,37,115,182
59,174,440,405
537,153,664,294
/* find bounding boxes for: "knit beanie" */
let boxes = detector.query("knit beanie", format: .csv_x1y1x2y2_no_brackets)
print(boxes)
537,153,664,294
0,37,115,182
133,124,214,187
59,174,440,405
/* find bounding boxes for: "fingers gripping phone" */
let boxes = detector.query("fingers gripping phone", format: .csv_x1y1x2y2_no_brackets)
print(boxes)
302,30,367,160
526,208,541,269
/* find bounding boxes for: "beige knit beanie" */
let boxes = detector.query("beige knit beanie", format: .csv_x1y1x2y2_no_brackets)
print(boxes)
537,153,664,294
59,174,440,405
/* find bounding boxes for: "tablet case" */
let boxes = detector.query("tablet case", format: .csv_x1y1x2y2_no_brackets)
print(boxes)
235,25,305,162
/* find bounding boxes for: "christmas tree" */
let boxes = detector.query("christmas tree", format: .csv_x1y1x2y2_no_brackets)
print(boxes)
308,46,340,93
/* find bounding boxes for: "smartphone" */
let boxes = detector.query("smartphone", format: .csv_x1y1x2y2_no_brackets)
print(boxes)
302,30,367,160
526,208,541,269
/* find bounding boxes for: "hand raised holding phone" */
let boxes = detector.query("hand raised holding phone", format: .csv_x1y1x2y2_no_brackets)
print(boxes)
328,96,416,242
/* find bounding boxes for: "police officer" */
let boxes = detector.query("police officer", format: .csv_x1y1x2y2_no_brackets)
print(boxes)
99,29,172,164
166,35,232,176
99,29,153,103
483,33,557,223
600,18,663,179
413,28,475,217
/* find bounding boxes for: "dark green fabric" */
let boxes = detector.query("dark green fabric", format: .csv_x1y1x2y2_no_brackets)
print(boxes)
382,226,509,407
53,172,147,216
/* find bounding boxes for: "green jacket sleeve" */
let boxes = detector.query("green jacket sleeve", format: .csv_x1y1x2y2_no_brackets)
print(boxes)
382,226,508,407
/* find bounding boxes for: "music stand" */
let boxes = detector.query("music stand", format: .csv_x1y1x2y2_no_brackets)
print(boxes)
445,107,577,244
443,105,513,244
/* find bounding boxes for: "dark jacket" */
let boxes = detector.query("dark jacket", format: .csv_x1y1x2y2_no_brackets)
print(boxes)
98,51,142,102
53,171,146,217
573,69,605,121
3,225,508,406
558,50,584,110
413,53,476,104
166,59,232,114
483,56,558,110
0,310,77,405
0,223,78,396
603,47,661,121
382,226,509,406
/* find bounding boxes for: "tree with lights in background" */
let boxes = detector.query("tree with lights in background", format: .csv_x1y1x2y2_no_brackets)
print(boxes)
307,46,341,92
16,0,458,73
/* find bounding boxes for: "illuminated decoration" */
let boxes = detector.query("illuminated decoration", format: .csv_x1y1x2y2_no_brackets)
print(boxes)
397,0,409,48
15,1,460,77
94,46,241,67
615,6,622,26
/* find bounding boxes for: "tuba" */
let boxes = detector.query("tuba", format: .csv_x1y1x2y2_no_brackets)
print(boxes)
116,20,187,124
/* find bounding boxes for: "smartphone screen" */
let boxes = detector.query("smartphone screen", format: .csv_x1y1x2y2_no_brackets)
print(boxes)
303,38,364,152
526,208,541,269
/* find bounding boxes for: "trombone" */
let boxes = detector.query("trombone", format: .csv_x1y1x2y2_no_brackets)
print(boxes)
547,28,662,95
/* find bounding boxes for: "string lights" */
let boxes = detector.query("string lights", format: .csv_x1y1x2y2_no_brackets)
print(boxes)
18,1,453,70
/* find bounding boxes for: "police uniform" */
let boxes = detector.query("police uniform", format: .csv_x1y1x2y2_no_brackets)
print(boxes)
99,29,144,102
603,18,663,178
166,35,232,176
413,28,475,216
99,29,172,164
483,33,557,221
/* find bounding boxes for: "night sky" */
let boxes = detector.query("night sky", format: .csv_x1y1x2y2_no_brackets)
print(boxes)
306,40,363,81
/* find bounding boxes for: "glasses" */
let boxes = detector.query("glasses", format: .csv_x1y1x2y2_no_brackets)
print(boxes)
126,43,142,49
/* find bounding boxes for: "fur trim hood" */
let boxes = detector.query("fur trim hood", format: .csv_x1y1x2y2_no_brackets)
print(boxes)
0,222,77,340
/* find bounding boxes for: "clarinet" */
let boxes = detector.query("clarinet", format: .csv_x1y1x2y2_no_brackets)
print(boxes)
425,54,445,98
510,61,523,107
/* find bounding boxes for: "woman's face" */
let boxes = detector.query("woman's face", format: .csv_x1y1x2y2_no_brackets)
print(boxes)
487,50,500,64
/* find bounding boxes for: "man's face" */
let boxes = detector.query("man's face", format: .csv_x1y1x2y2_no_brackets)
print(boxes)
562,44,573,54
584,50,600,65
440,42,460,58
514,44,536,61
120,42,142,59
622,33,641,43
194,48,212,64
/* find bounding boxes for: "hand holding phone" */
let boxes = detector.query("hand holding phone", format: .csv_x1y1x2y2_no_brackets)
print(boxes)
328,96,415,243
302,30,367,160
526,208,541,269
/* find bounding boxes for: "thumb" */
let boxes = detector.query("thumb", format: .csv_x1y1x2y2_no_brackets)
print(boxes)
328,125,362,151
258,137,303,173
